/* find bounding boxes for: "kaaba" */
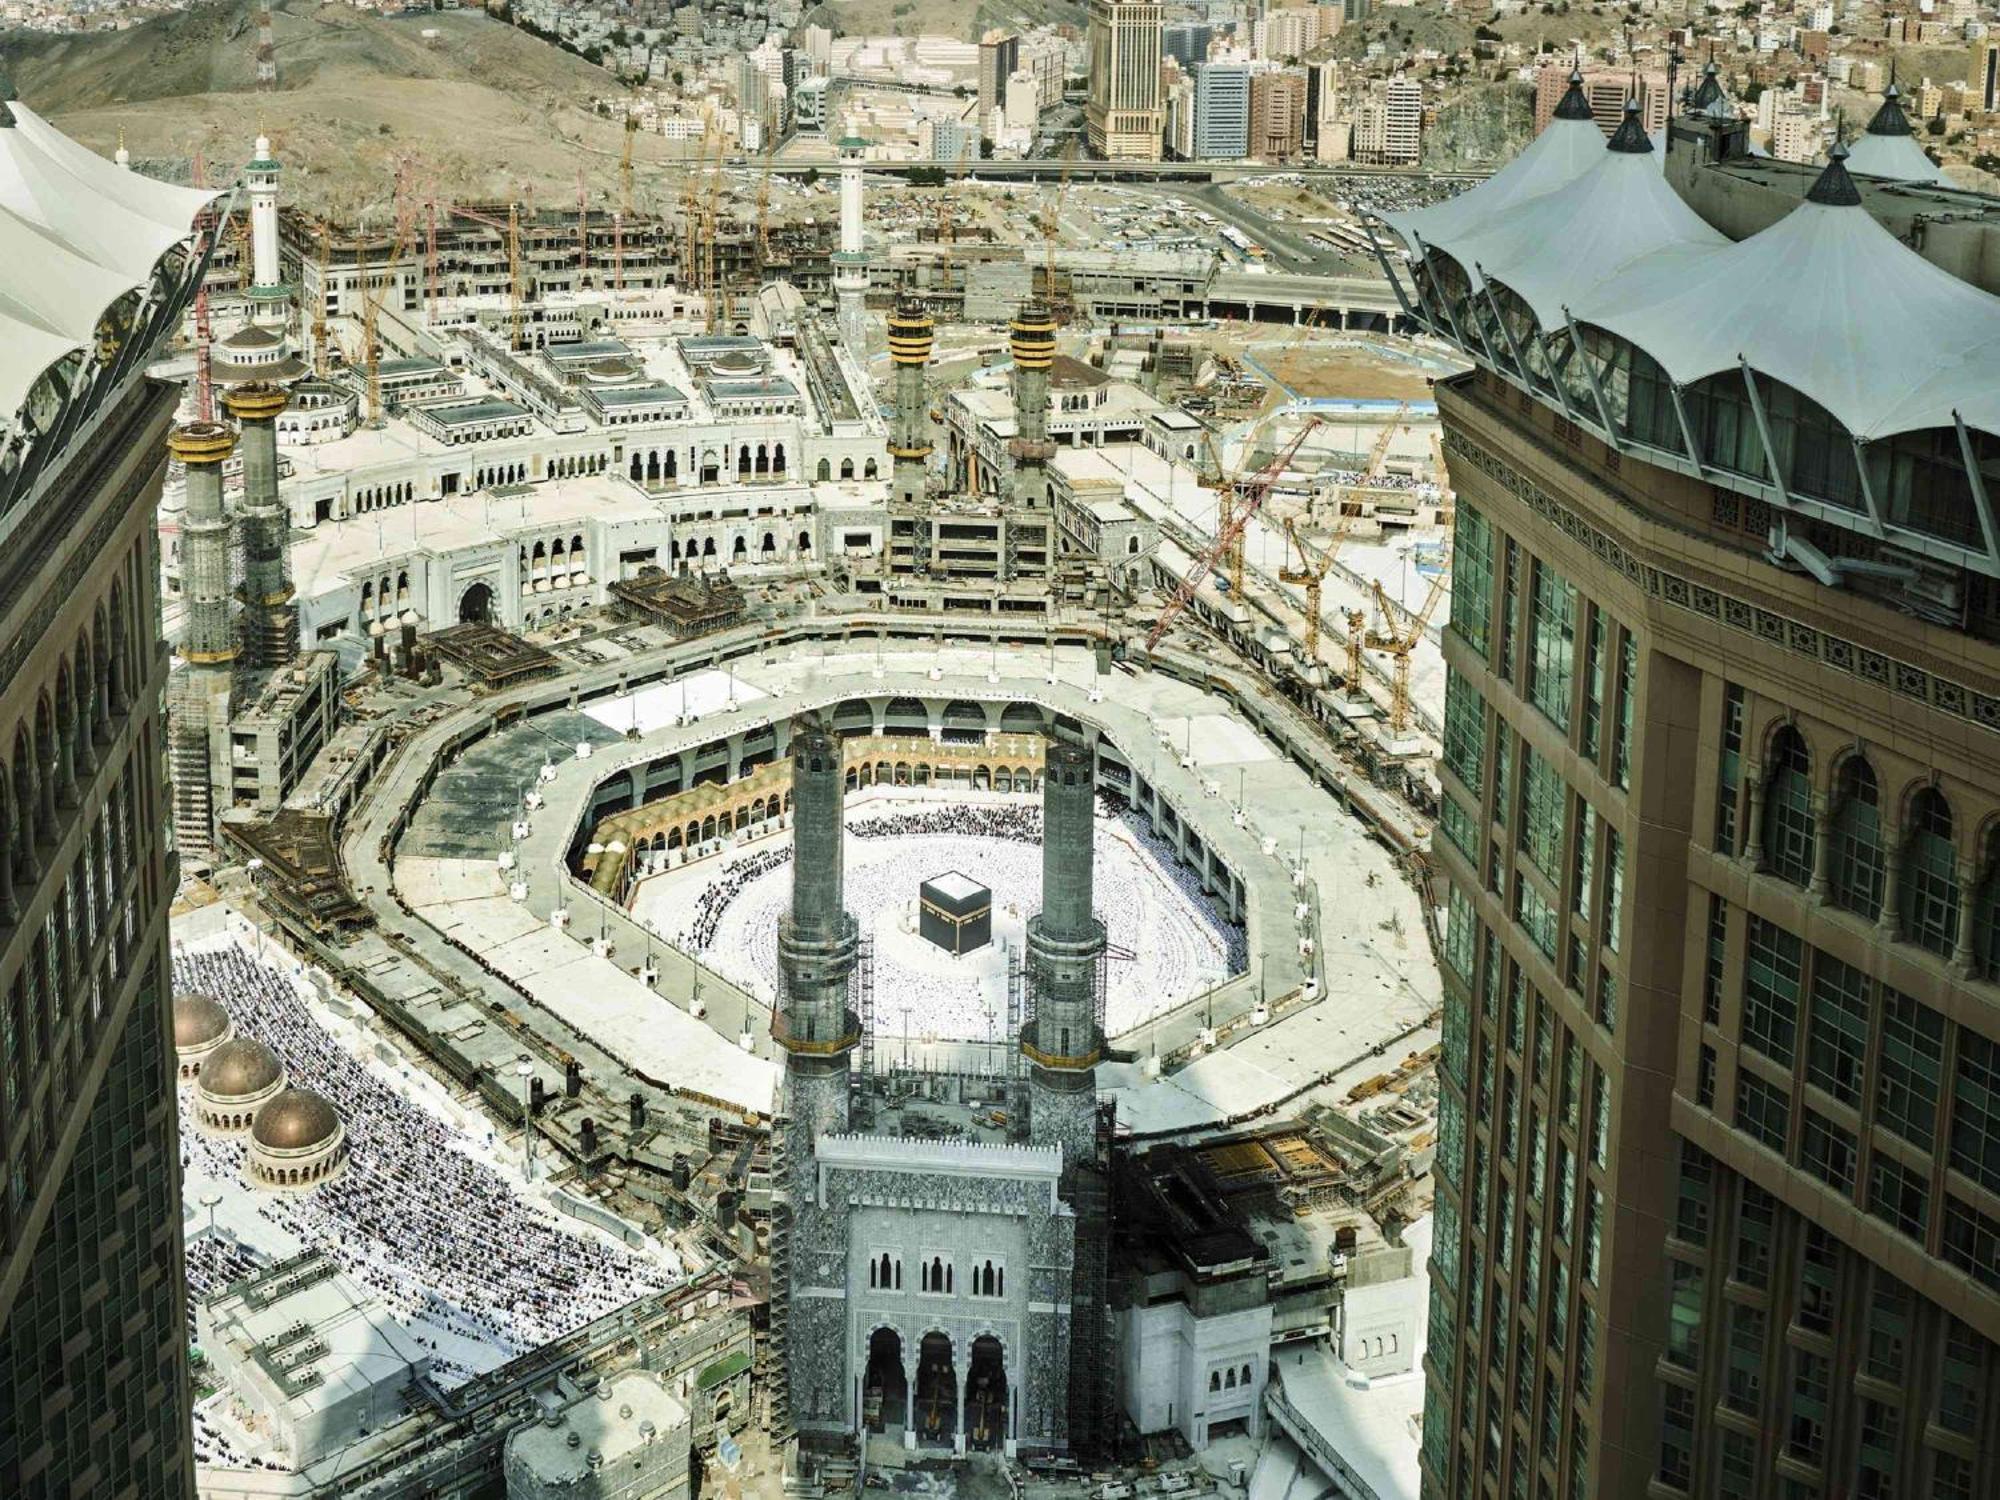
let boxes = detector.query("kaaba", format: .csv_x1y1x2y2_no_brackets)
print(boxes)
919,871,993,955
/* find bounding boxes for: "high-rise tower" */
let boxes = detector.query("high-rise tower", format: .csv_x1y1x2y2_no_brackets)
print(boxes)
1023,734,1105,1165
244,133,288,329
833,129,870,358
1394,91,2000,1500
1008,302,1056,512
167,419,238,861
769,716,860,1440
222,382,297,669
1085,0,1165,161
1023,733,1114,1456
886,296,935,571
0,97,211,1500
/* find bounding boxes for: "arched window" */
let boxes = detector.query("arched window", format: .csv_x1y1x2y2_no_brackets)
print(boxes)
929,1256,944,1293
1242,1362,1253,1385
869,1258,878,1288
1829,757,1885,919
817,458,832,482
1224,1368,1236,1389
1901,787,1961,957
840,458,856,480
1762,727,1815,887
1209,1371,1221,1392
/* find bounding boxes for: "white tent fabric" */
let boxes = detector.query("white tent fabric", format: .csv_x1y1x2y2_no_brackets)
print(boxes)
7,103,220,241
1424,135,1730,328
1844,130,1945,186
0,104,221,423
1569,171,2000,440
1381,112,1603,256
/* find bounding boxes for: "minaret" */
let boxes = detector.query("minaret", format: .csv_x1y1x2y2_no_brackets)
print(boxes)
114,131,130,169
770,715,860,1438
833,128,870,358
222,382,297,668
167,420,239,860
1023,733,1106,1167
886,295,935,571
1008,301,1056,511
245,133,288,330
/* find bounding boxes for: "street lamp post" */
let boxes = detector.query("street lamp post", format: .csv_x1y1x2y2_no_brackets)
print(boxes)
516,1055,536,1183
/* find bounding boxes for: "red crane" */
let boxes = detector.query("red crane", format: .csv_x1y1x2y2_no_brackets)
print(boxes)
1145,418,1322,653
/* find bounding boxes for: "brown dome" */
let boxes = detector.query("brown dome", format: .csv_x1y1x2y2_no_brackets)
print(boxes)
199,1037,284,1100
251,1087,340,1151
173,992,232,1051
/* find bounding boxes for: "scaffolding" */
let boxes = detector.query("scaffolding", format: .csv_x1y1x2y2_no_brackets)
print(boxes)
1062,1102,1117,1461
855,932,876,1080
1005,941,1025,1081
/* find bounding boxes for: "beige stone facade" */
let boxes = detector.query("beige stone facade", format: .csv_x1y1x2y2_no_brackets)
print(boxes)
1424,366,2000,1499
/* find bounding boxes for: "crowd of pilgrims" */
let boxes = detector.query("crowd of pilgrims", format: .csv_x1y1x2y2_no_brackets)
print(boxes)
660,796,1245,1036
175,946,676,1379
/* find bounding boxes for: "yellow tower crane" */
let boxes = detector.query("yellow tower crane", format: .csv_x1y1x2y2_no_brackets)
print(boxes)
1365,571,1450,738
1319,399,1411,523
1196,429,1243,597
311,218,332,378
1279,514,1359,667
754,136,776,271
355,216,412,428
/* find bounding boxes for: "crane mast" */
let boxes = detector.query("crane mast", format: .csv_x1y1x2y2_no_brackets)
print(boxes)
1146,419,1322,653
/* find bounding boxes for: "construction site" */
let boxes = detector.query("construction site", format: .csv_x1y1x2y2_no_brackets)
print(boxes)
140,80,1452,1500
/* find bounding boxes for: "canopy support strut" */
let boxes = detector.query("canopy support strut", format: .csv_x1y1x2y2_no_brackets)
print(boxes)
1954,413,2000,569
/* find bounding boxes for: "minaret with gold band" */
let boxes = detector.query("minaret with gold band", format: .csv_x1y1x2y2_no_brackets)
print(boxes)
171,422,240,671
886,295,935,572
167,420,239,860
222,382,298,668
1008,300,1057,512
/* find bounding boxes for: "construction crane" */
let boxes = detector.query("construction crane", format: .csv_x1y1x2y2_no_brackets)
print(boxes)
1194,428,1244,596
614,109,638,291
1313,398,1409,523
354,221,410,428
1040,154,1072,322
1147,419,1322,653
311,219,331,377
450,202,524,349
1365,570,1449,738
754,138,776,270
189,150,218,422
1279,513,1359,667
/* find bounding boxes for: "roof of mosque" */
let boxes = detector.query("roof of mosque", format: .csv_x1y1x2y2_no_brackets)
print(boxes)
199,1036,285,1100
173,991,233,1051
252,1087,342,1151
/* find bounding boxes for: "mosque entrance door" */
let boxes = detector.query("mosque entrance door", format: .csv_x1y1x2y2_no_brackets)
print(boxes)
965,1335,1007,1450
458,582,494,625
862,1327,908,1435
914,1331,957,1447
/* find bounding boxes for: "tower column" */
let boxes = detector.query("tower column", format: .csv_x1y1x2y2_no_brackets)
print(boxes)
167,421,239,864
887,298,936,572
245,134,289,329
223,382,298,669
834,131,872,358
772,714,860,1442
1024,734,1105,1166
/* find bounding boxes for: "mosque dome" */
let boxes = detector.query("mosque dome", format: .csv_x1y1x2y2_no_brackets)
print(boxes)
252,1087,341,1151
173,991,232,1051
199,1036,284,1101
